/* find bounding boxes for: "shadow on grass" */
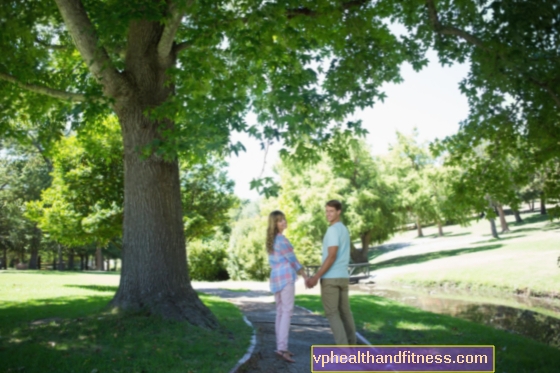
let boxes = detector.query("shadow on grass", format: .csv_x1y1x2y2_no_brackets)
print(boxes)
295,294,560,372
64,284,118,293
543,222,560,231
414,233,439,239
0,294,252,373
471,234,526,245
511,214,551,226
511,227,543,234
371,244,502,271
0,295,114,327
443,232,471,237
1,270,121,276
413,231,470,239
368,242,411,261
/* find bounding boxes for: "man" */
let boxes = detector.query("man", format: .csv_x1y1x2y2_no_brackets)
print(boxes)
306,200,357,345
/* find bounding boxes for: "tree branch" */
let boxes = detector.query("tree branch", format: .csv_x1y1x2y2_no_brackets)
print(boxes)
425,0,560,110
286,0,369,19
158,1,188,59
53,0,124,95
425,0,487,50
35,37,70,50
0,72,86,102
173,41,192,55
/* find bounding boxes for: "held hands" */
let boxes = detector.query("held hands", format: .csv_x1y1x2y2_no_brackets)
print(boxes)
305,275,318,289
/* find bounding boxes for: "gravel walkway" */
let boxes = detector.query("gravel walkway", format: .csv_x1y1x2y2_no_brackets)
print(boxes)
194,283,339,373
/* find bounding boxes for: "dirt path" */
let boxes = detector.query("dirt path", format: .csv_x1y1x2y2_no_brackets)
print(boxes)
194,284,338,373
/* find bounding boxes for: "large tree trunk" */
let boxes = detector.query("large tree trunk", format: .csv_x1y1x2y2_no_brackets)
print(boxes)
496,204,510,233
51,5,217,326
540,194,547,215
437,222,444,237
513,210,523,223
416,217,424,237
108,22,217,327
489,218,499,239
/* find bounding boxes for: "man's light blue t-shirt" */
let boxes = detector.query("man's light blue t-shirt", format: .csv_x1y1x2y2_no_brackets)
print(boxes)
321,221,350,279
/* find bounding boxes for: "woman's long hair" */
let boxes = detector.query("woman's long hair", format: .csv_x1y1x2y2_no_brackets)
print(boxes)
266,210,285,254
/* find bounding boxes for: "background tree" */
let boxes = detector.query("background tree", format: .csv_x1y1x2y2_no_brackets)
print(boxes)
0,141,52,269
424,164,472,237
383,130,436,237
391,1,560,227
26,116,124,269
276,138,401,264
0,0,425,324
181,159,238,241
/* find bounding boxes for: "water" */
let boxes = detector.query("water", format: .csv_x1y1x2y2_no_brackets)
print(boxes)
350,284,560,348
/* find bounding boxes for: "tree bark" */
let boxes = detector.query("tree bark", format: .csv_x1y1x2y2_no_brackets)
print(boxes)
29,249,39,270
28,226,41,269
68,249,75,271
489,218,499,239
350,232,370,263
513,210,523,223
57,245,65,271
45,2,217,327
540,194,547,215
416,217,424,237
437,222,444,237
496,204,510,233
96,247,104,271
2,247,6,269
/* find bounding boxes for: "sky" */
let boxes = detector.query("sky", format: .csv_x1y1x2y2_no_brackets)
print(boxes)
225,50,471,201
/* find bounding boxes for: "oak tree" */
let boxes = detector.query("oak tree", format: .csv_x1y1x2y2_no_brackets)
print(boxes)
0,0,423,325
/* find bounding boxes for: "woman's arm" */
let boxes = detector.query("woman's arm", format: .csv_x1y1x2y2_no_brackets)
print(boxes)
278,236,305,275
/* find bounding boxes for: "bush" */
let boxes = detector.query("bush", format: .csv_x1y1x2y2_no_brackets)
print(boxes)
226,217,270,281
187,236,229,281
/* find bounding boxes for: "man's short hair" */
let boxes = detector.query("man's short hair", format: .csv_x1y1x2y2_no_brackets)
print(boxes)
325,199,342,211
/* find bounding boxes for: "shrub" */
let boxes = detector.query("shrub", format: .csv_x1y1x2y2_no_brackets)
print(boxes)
187,236,229,281
226,217,270,281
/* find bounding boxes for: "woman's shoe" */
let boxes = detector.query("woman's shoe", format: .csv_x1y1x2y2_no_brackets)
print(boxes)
275,350,295,363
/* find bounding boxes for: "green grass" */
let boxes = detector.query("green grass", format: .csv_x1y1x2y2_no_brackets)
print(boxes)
390,237,560,298
0,271,251,373
372,212,560,299
296,294,560,373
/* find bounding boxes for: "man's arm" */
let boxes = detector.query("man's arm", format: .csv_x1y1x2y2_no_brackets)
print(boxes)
306,246,338,288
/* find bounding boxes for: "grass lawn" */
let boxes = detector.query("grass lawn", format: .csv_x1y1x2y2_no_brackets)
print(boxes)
0,271,251,373
370,212,560,299
296,294,560,373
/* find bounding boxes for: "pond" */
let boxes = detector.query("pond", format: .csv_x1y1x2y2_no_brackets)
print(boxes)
350,283,560,348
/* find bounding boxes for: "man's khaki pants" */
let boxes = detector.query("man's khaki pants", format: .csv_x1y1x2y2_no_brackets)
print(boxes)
320,278,357,345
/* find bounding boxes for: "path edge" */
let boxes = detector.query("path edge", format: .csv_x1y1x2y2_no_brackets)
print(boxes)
228,315,257,373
